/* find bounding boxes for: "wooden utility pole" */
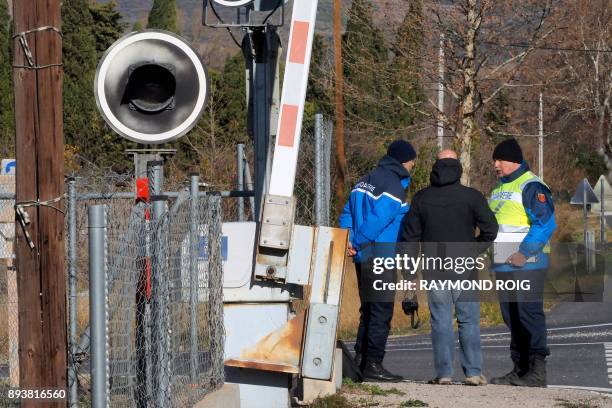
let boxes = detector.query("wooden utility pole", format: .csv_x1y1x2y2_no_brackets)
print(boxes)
333,0,347,221
12,1,67,404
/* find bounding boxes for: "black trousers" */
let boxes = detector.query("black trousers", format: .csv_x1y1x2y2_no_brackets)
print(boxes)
354,262,395,364
497,269,550,365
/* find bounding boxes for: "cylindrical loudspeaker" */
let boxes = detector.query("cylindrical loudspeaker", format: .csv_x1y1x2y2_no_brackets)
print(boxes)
94,30,208,144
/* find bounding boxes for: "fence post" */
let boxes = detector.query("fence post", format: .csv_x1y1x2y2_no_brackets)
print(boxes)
89,205,108,408
323,119,333,226
237,144,245,222
315,113,323,226
189,174,199,382
68,178,78,407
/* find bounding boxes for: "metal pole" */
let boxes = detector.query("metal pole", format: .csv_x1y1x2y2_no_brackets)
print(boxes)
244,161,256,220
584,184,590,273
189,174,199,382
315,113,323,226
584,184,588,243
237,144,245,222
538,92,544,178
587,230,596,273
437,34,445,150
89,205,108,408
150,161,169,408
68,179,78,408
601,181,606,243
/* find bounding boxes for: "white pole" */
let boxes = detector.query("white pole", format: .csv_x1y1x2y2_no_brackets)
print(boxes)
437,34,445,150
539,92,544,179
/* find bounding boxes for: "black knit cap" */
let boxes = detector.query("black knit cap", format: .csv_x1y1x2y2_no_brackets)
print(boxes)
492,138,523,164
387,139,417,163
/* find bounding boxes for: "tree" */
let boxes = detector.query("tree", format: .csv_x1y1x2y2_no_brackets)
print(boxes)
305,33,333,124
422,0,554,185
390,0,424,130
147,0,179,34
62,0,97,148
483,89,513,143
545,0,611,181
0,0,13,157
62,0,133,172
90,1,126,58
215,52,247,145
342,0,390,127
132,21,144,31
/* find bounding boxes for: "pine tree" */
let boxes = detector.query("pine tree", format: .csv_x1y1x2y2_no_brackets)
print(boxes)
62,0,98,148
0,0,13,157
88,1,134,172
215,52,247,144
305,33,333,127
390,0,424,129
147,0,179,34
132,21,144,32
90,1,126,58
62,0,132,172
342,0,390,127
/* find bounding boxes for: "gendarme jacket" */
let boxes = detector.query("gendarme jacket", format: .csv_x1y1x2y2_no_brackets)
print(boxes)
339,155,410,263
489,162,556,272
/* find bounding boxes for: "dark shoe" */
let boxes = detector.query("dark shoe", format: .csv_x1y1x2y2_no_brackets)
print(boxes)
490,362,525,385
361,361,403,382
510,357,547,387
354,352,362,369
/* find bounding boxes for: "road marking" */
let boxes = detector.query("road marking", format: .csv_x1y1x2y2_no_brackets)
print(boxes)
385,322,612,347
387,342,609,352
548,385,612,395
606,343,612,385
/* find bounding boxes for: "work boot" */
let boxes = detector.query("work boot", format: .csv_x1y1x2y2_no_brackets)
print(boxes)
361,361,403,382
464,374,487,386
490,362,525,385
510,356,547,387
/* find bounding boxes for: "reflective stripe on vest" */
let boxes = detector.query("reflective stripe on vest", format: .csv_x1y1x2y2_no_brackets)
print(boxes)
489,171,551,253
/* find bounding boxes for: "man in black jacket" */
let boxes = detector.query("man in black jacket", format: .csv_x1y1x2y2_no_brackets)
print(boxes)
400,150,498,385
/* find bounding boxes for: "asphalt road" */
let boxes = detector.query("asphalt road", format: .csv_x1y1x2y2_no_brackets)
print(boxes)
355,302,612,391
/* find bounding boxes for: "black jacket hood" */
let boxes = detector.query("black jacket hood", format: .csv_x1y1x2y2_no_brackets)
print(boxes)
378,155,410,179
430,158,462,186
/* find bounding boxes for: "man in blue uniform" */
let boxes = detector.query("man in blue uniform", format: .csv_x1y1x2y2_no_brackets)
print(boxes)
488,138,556,387
339,139,416,382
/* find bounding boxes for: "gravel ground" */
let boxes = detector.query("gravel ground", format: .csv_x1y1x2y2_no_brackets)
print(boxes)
342,381,612,408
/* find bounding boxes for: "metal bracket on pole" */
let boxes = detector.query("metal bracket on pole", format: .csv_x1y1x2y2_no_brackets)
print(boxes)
254,194,296,282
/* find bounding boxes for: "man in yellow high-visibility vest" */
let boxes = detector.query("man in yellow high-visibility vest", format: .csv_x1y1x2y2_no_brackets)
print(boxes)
488,139,556,388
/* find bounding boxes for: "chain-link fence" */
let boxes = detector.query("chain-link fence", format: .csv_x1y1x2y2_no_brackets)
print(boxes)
0,114,334,406
87,194,224,407
64,173,225,407
0,175,17,389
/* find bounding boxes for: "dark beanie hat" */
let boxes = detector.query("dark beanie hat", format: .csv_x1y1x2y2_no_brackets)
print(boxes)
493,138,523,164
387,139,417,163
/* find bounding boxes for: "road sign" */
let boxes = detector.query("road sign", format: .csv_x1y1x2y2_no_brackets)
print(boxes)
570,178,599,205
591,175,612,214
1,159,15,175
606,215,612,229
